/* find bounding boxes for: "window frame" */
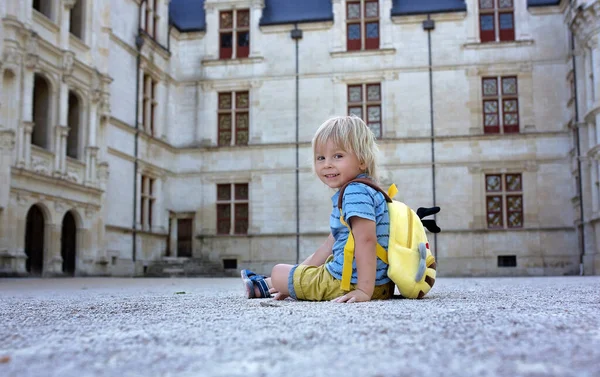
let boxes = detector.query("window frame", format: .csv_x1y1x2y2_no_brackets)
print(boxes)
142,73,158,136
219,9,250,60
347,83,382,138
346,0,380,51
479,0,515,43
218,91,249,146
144,0,160,40
482,76,519,134
141,175,156,230
485,173,523,229
216,183,249,235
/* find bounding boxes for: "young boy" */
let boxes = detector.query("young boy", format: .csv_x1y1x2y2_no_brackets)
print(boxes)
242,116,393,302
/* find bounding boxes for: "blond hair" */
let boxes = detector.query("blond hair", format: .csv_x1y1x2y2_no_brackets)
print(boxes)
311,115,380,182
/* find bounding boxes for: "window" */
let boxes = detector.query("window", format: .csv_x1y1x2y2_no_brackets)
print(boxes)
348,83,382,138
141,175,155,229
216,183,249,235
142,74,157,136
346,1,379,51
144,0,160,39
479,0,515,43
485,173,523,229
33,0,52,19
219,9,250,59
69,0,84,40
482,76,519,134
218,91,249,146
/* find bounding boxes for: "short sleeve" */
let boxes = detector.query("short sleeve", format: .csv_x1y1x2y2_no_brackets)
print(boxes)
341,183,376,222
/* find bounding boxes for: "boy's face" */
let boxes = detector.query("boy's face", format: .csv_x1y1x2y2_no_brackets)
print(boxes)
314,140,366,189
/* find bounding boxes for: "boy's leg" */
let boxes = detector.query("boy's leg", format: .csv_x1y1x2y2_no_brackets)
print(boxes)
270,264,295,298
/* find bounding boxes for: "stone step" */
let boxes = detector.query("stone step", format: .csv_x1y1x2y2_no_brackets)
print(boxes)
145,258,230,278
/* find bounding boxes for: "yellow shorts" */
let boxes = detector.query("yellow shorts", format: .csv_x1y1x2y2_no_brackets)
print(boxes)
291,256,394,301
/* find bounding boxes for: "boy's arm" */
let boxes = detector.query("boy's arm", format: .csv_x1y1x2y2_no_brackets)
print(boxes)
333,217,376,302
301,233,334,266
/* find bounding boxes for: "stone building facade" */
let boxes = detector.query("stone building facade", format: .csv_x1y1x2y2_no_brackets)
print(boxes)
0,0,598,277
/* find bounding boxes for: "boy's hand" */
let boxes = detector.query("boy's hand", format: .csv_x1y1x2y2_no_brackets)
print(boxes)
332,289,371,303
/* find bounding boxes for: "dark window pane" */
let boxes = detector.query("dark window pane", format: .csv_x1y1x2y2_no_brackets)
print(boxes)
238,31,249,47
217,184,231,200
366,22,379,38
347,24,361,40
499,13,514,30
220,33,232,48
235,184,248,200
480,15,494,31
219,93,232,109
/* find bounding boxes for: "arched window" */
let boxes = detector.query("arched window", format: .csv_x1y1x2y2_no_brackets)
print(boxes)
33,0,52,20
70,0,85,40
67,91,80,159
32,74,51,150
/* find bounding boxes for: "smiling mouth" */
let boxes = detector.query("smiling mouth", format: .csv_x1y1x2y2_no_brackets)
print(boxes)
324,174,339,178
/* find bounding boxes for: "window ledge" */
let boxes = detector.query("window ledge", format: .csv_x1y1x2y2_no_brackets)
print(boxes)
331,48,396,58
463,39,534,50
33,10,59,33
202,56,264,67
70,34,90,52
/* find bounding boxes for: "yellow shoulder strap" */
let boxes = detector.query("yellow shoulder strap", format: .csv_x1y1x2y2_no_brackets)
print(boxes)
339,185,393,291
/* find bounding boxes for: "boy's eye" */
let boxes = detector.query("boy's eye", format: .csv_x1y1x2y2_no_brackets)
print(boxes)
334,154,343,159
316,156,324,161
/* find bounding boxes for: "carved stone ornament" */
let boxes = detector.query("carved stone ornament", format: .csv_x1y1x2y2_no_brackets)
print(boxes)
55,201,66,214
62,51,75,78
62,0,78,9
0,129,16,150
24,36,40,69
100,93,111,117
31,156,50,175
2,45,22,66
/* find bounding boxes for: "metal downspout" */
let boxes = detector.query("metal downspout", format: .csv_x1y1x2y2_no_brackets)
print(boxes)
571,27,585,275
133,1,146,264
423,15,437,259
291,24,303,264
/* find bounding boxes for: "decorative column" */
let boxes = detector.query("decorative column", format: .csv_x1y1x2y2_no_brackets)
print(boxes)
249,0,264,58
44,223,63,276
22,123,33,169
20,33,39,168
60,0,77,49
136,170,142,229
56,51,74,175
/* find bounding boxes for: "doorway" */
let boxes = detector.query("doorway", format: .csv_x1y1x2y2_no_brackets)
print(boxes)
25,205,45,276
61,211,77,276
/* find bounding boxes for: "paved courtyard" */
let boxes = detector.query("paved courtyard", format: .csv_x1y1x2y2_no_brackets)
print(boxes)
0,276,599,377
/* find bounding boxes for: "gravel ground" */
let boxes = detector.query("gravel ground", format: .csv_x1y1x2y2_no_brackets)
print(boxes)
1,276,599,377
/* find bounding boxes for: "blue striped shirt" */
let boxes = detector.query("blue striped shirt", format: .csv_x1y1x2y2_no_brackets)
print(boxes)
325,176,391,285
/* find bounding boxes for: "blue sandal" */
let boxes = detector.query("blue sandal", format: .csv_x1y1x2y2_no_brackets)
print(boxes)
241,269,272,299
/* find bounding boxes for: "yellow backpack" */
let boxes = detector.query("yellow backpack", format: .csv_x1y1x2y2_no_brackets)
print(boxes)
338,178,440,299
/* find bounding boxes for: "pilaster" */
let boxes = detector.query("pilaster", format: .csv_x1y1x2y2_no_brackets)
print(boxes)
44,223,63,276
379,0,393,49
0,130,15,209
60,0,77,49
249,1,264,58
332,0,344,52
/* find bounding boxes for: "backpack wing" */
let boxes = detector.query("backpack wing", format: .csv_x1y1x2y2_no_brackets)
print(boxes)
387,199,437,299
